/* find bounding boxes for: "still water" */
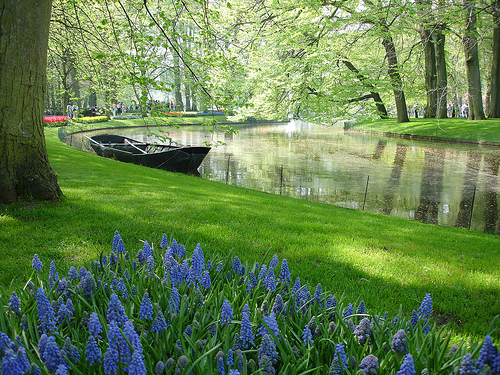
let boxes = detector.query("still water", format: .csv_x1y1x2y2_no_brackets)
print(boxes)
82,121,500,234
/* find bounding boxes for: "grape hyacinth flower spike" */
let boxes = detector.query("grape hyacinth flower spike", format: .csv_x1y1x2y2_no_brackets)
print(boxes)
32,254,43,271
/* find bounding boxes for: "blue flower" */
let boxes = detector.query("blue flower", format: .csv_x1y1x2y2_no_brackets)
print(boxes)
354,318,371,345
151,311,168,333
88,312,103,339
143,240,153,259
16,346,30,373
358,354,379,374
107,320,131,368
408,310,419,330
107,293,128,326
397,354,416,375
32,254,43,271
220,299,234,326
67,266,78,280
49,261,56,279
1,349,23,375
55,364,68,375
269,255,279,270
326,295,337,309
258,334,278,365
116,238,126,254
258,313,279,340
112,230,122,251
160,233,168,248
123,320,142,352
357,300,366,314
183,325,193,338
418,293,432,319
258,264,267,281
40,335,62,372
170,287,180,314
343,303,353,318
201,270,211,289
265,267,276,291
103,347,119,375
492,352,500,374
302,324,313,346
145,255,155,278
240,304,254,348
278,258,291,283
217,356,226,375
155,361,165,374
292,277,301,294
36,288,57,334
232,256,242,273
226,348,234,367
392,329,408,354
228,370,240,375
8,291,21,314
139,293,154,321
333,342,348,369
272,294,285,315
85,336,102,366
192,245,205,281
128,350,146,375
476,335,496,369
314,283,322,305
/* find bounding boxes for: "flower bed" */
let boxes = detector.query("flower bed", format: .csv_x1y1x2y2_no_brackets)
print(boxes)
43,116,71,127
72,116,109,124
1,232,498,374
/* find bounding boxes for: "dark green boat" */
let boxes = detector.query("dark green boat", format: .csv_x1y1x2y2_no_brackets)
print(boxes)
88,134,210,174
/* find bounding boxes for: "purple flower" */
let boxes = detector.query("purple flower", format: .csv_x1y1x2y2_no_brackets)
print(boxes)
155,361,165,374
278,258,291,283
272,294,285,315
359,354,379,374
397,354,416,375
220,299,234,326
302,324,313,346
392,329,408,354
32,254,43,271
139,293,154,321
85,336,101,365
240,304,254,348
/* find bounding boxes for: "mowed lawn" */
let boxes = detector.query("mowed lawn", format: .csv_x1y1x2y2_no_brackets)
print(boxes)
0,124,499,341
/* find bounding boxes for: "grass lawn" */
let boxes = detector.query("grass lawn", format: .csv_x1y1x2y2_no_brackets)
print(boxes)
0,119,499,343
350,117,500,143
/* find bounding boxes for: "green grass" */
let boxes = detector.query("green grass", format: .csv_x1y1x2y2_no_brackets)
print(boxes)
0,121,499,343
350,117,500,143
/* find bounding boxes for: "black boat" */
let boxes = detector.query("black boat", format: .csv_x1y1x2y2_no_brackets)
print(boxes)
87,134,210,174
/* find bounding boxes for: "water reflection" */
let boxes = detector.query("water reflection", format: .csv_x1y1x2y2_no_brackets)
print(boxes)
72,121,500,234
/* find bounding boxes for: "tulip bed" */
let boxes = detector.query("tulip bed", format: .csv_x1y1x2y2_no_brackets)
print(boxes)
72,116,109,124
0,231,498,375
43,116,71,127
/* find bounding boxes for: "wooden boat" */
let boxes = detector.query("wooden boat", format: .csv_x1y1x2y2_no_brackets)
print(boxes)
87,134,210,174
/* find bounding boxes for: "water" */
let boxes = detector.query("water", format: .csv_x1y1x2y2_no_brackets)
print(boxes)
76,121,500,234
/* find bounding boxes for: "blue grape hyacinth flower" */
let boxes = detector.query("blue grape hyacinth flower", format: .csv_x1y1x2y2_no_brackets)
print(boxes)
358,354,379,374
139,293,154,321
397,354,416,375
220,299,234,326
391,329,408,354
85,336,102,366
32,254,43,271
240,304,254,348
36,288,57,334
278,258,291,283
302,324,314,346
151,311,168,333
160,233,168,248
107,293,128,327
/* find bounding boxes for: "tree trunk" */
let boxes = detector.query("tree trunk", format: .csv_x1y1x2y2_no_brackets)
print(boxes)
463,0,486,120
489,0,500,117
173,51,184,111
382,33,410,123
434,27,449,118
421,27,438,118
342,59,389,118
0,0,62,204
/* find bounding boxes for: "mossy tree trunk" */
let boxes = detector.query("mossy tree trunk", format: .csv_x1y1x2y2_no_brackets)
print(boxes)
0,0,63,204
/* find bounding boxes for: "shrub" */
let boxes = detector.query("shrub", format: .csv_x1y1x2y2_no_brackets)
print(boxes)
0,231,498,374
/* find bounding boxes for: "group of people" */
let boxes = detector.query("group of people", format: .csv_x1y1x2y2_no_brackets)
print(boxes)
66,103,79,118
447,103,469,118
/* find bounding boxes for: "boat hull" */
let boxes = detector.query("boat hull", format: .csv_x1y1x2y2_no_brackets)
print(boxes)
89,134,210,174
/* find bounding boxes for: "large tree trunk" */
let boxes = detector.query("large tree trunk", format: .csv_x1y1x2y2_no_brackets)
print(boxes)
463,0,486,120
0,0,62,204
489,0,500,117
434,26,449,118
173,51,184,111
382,32,410,123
